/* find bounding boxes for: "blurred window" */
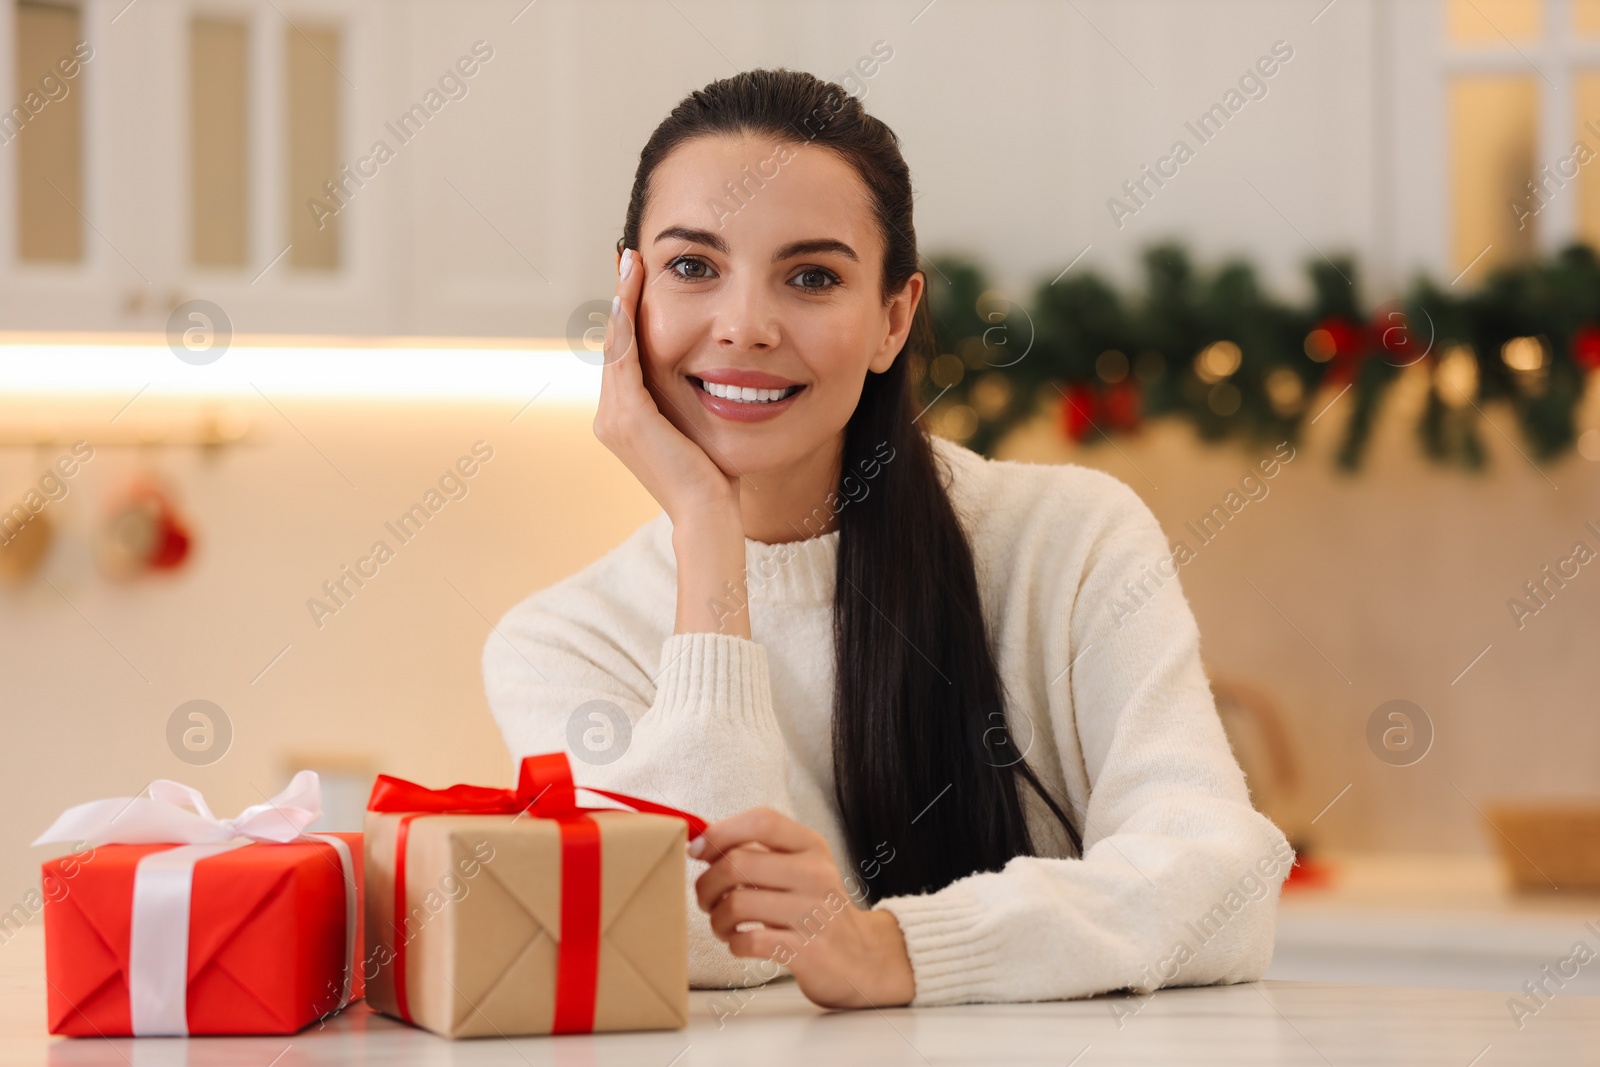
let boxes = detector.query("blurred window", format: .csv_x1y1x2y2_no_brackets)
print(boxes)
1581,72,1600,247
1576,0,1600,36
1449,75,1538,273
1447,0,1542,41
11,1,84,264
286,22,341,271
1444,0,1600,272
190,17,250,267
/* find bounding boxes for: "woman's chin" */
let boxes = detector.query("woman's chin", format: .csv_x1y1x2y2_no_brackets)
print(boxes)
701,433,798,483
707,441,773,480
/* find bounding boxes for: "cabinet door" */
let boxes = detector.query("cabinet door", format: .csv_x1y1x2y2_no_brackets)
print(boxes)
0,0,387,335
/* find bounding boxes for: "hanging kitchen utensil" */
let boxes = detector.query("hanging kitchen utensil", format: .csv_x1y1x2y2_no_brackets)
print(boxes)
96,473,193,578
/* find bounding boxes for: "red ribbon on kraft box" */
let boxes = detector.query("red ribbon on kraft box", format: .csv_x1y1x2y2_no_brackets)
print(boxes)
366,752,707,1034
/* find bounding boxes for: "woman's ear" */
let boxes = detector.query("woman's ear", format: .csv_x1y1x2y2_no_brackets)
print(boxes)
870,271,924,374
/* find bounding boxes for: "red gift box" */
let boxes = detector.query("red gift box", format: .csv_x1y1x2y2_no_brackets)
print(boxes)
34,773,364,1038
42,834,364,1036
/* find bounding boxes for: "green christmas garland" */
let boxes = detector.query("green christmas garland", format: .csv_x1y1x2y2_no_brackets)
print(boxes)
915,242,1600,470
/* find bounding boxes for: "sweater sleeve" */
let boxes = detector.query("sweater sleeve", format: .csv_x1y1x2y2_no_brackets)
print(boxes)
482,586,798,988
871,474,1292,1007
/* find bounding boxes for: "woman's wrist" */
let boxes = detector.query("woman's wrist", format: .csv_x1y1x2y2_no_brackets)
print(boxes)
862,908,916,1006
672,506,751,639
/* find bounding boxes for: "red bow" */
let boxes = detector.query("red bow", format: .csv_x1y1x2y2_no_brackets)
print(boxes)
367,753,707,1033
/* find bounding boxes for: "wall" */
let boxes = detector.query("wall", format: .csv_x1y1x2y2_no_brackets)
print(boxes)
4,372,1599,896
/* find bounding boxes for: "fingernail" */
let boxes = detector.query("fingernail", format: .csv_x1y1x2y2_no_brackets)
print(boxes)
688,836,705,858
611,294,621,317
619,248,634,280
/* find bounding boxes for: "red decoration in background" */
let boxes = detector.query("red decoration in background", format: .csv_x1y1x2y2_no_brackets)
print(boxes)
1103,380,1142,432
149,510,191,570
1573,325,1600,371
1058,383,1099,443
1319,315,1373,387
1371,303,1427,368
1057,379,1144,443
1057,381,1143,443
97,476,193,578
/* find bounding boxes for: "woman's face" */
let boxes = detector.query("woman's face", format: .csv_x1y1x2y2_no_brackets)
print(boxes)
630,133,922,481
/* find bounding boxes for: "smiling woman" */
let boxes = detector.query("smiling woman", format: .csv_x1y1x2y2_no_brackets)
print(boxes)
483,68,1289,1011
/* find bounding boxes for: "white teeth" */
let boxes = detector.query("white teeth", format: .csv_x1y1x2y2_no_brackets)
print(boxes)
696,379,798,404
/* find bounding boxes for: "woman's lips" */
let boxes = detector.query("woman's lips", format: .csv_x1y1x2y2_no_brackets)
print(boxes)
691,367,801,389
689,376,805,423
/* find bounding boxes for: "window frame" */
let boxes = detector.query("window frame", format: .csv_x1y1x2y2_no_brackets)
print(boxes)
1437,0,1600,266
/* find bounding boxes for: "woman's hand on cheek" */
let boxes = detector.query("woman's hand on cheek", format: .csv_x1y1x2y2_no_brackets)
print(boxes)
691,807,916,1010
594,247,741,525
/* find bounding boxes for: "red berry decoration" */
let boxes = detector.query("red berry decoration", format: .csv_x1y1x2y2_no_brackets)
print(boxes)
1059,383,1099,443
1371,303,1428,368
1103,380,1142,432
1323,315,1367,355
1317,315,1372,386
1573,324,1600,371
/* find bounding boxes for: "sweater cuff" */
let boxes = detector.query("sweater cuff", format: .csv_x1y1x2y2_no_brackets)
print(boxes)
653,630,778,735
873,884,1007,1006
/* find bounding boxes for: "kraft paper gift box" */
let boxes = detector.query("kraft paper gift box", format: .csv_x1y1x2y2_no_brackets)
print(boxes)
363,752,708,1038
32,773,363,1037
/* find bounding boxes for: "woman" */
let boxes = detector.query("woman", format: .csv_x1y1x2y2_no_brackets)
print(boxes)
484,68,1291,1011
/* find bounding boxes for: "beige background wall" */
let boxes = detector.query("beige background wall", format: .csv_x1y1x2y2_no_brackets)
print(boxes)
3,369,1598,898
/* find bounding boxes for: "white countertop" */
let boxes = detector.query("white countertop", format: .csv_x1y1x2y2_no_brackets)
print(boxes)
4,925,1597,1066
1269,852,1600,994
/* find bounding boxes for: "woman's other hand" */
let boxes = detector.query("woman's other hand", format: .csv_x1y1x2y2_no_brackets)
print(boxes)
691,806,916,1009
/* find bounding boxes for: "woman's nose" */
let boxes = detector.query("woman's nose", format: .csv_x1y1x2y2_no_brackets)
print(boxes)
712,277,781,351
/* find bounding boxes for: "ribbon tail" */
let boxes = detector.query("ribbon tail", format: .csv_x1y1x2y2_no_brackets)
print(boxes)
32,797,141,847
583,788,709,840
516,753,707,838
33,797,229,847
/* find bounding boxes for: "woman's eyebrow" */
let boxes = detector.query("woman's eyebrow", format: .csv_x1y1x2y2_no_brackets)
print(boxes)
651,226,858,263
653,226,729,254
774,238,858,263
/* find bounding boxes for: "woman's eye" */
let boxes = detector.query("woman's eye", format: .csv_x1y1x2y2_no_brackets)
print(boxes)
667,255,715,280
791,267,841,292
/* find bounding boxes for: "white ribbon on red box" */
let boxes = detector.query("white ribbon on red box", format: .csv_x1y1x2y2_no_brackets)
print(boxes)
33,771,357,1036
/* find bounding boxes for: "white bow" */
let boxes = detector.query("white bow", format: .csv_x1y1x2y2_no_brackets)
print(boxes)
33,770,323,847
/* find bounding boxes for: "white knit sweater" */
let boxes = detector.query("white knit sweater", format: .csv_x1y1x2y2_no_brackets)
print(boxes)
483,433,1291,1007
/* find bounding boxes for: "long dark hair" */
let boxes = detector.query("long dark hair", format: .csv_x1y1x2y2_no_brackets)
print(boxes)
619,69,1081,902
